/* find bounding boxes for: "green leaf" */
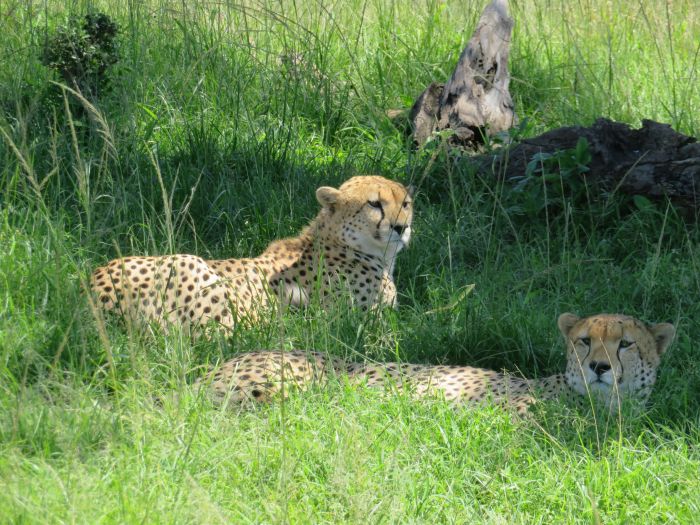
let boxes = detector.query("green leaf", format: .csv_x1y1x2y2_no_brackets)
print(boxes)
633,195,654,211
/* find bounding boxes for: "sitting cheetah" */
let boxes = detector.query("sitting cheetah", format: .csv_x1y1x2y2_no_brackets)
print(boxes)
90,175,413,332
195,313,675,414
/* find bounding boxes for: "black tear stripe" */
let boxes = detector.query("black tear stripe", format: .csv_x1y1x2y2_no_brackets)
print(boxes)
375,198,385,231
616,347,624,384
582,347,591,372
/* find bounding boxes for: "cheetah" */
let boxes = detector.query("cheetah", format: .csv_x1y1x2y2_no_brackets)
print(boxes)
195,313,675,414
90,176,413,332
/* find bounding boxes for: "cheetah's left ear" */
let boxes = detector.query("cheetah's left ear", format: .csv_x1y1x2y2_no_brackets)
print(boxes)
557,313,580,338
316,186,341,207
406,184,415,197
649,323,675,355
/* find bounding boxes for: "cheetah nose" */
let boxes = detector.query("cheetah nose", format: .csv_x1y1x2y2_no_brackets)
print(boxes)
392,224,406,236
589,361,612,376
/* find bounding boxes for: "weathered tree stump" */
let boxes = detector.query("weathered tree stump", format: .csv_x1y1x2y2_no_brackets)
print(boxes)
481,118,700,208
406,0,517,147
394,1,699,208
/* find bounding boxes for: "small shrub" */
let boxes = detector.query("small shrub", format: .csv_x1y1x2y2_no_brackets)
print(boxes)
505,137,593,217
41,13,120,97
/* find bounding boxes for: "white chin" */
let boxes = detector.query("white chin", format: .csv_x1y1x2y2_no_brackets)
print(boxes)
588,382,622,401
589,382,610,393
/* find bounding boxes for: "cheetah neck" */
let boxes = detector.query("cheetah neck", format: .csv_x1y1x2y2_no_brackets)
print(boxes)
302,214,399,269
532,373,569,400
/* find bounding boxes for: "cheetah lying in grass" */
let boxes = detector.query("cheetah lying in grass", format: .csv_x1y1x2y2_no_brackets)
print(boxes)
90,175,413,332
195,313,675,414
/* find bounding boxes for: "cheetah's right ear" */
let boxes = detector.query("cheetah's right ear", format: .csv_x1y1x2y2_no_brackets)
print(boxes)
557,313,580,338
316,186,341,207
649,322,675,356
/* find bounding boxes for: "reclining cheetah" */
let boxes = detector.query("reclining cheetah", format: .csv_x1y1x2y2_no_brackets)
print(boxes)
195,313,675,414
90,175,413,332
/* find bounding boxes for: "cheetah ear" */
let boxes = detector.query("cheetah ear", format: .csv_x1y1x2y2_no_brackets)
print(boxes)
316,186,341,207
406,184,416,197
649,322,675,355
558,313,580,338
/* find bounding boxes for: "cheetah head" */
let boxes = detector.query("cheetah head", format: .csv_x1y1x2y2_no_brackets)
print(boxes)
315,175,414,259
558,313,675,406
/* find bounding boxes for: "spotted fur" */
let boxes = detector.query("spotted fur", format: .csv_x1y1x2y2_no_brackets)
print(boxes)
195,313,675,414
90,175,413,332
558,312,675,411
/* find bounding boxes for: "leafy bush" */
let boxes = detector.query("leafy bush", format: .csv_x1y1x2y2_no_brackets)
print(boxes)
41,13,120,97
506,137,592,216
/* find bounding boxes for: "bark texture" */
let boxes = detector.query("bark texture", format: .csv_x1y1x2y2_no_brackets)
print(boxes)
408,0,517,147
483,118,700,207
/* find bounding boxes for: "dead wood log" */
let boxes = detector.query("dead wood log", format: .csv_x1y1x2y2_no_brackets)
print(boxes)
481,118,700,208
406,0,517,147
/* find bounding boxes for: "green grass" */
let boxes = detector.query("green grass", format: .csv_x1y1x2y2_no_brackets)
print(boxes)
1,0,699,522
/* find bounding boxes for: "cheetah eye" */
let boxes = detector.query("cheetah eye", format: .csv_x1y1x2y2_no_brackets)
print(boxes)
402,201,411,209
368,200,382,209
579,337,591,346
619,339,634,349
